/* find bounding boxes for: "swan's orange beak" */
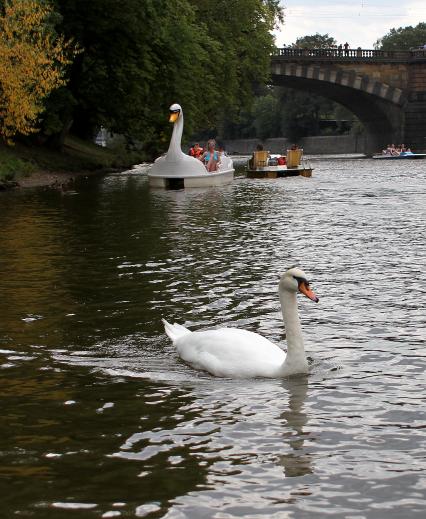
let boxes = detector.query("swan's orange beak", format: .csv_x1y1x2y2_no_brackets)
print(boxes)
298,281,319,302
169,112,179,123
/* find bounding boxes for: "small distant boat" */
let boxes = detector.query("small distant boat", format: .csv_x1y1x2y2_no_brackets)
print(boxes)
372,152,426,160
246,149,313,178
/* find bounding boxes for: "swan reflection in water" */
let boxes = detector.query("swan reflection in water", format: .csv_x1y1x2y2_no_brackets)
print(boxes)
278,377,313,478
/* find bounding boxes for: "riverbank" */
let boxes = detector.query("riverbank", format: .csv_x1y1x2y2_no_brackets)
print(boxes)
0,137,144,190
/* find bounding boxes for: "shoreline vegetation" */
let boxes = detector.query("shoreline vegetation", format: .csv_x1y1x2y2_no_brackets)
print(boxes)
0,138,145,191
1,0,424,192
0,1,284,180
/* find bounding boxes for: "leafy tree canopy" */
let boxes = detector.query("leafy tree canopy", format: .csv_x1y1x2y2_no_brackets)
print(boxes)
0,0,74,144
375,22,426,50
293,33,337,49
41,0,283,153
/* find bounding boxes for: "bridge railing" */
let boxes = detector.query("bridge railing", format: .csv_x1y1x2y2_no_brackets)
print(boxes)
272,48,426,61
411,49,426,60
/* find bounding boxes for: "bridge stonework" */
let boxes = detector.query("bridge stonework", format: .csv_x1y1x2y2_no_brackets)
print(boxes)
271,49,426,153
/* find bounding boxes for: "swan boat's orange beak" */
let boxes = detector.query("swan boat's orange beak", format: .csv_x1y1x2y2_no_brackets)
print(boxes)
298,280,319,302
169,111,179,123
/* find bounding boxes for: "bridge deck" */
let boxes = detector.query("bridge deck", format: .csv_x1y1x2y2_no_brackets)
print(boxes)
272,48,426,63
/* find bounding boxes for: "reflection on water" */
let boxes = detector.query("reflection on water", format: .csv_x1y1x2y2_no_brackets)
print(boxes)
0,159,425,518
278,378,312,478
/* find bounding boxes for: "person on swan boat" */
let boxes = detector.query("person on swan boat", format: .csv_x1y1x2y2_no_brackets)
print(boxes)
189,142,203,159
200,139,220,172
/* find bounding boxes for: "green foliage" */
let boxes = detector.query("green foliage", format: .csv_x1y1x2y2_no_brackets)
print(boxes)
251,94,281,140
220,85,354,142
40,0,283,155
279,89,323,141
0,148,35,181
293,33,337,49
375,23,426,50
190,0,284,116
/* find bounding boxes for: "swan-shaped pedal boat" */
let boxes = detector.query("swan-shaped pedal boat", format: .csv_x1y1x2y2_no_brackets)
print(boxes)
163,267,319,378
148,103,234,189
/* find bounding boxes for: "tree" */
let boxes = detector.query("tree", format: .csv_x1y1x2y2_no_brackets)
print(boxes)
42,0,283,153
251,93,281,140
50,0,206,143
375,22,426,50
0,0,74,143
279,88,334,141
293,33,337,49
190,0,284,117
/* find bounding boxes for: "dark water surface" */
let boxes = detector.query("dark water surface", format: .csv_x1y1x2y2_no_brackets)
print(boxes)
0,159,425,518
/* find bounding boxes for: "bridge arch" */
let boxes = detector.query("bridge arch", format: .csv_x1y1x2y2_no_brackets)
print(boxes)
270,53,415,153
272,62,405,106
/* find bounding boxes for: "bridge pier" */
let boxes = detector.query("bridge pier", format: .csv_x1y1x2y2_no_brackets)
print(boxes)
405,62,426,150
405,100,426,151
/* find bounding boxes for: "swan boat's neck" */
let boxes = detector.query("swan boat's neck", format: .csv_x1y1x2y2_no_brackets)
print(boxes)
167,111,184,161
278,289,308,374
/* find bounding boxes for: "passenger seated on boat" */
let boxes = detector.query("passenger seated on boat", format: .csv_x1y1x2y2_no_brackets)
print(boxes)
189,142,203,159
277,156,286,165
200,139,220,172
389,144,399,156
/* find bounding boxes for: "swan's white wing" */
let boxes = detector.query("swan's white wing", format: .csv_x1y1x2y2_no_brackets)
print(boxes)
175,327,286,378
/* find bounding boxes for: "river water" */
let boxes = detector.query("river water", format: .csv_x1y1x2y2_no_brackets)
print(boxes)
0,158,425,518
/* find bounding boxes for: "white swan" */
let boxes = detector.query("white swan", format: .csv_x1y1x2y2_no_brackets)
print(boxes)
163,267,319,378
149,103,210,178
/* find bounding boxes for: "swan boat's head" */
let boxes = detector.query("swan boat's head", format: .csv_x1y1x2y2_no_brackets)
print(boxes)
169,103,182,123
280,267,319,302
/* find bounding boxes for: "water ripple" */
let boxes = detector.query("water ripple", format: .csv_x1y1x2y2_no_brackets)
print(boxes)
0,159,425,517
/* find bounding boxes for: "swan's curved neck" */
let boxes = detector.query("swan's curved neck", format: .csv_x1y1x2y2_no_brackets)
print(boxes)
167,113,184,161
279,289,307,372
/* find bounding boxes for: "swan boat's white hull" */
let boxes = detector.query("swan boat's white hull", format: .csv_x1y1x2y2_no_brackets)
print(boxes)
149,168,234,189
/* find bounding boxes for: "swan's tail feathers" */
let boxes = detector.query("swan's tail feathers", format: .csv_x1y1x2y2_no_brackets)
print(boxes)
162,319,191,343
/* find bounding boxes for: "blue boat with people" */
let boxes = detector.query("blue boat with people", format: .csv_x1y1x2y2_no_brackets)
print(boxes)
373,152,426,160
373,143,426,159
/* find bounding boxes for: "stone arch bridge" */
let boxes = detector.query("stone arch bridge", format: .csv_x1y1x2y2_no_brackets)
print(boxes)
271,48,426,153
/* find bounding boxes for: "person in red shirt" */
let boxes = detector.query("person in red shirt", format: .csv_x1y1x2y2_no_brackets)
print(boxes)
189,142,203,159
